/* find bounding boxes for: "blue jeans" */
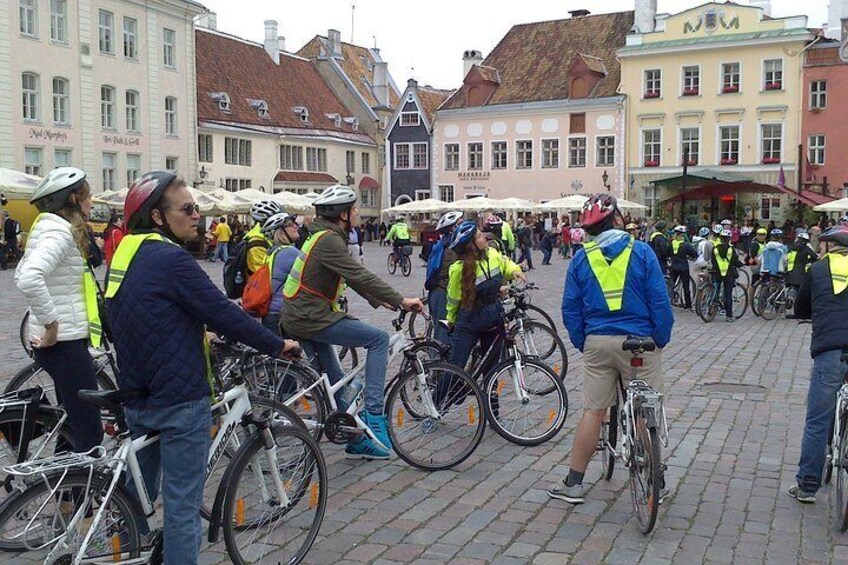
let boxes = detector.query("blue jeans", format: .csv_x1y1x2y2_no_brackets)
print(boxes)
518,245,533,269
541,248,552,265
212,242,228,263
125,398,212,565
310,318,389,414
796,349,848,493
428,288,450,346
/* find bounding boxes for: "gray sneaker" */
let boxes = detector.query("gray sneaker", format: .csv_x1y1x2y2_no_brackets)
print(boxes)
547,480,584,504
788,484,816,504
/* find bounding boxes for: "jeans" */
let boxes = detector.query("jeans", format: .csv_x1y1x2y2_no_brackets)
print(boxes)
310,318,389,414
32,339,103,453
428,288,450,346
299,340,345,406
541,248,552,265
796,349,848,493
125,398,212,565
518,245,533,269
212,241,228,263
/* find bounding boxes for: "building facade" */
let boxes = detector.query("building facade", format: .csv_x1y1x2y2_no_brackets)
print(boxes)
432,11,634,204
619,0,815,221
385,79,452,205
194,22,381,216
0,0,205,191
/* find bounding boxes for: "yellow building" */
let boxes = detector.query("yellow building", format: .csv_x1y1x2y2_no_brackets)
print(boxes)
619,1,816,223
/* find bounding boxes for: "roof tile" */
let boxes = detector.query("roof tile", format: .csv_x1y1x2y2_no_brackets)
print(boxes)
274,171,338,183
416,86,454,124
805,44,843,67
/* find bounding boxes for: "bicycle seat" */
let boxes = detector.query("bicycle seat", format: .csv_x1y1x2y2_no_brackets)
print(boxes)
622,336,657,353
78,389,146,414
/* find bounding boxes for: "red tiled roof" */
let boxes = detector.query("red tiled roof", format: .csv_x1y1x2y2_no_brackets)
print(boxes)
358,176,380,190
195,29,356,133
274,171,338,183
805,44,843,67
416,86,454,125
442,11,634,109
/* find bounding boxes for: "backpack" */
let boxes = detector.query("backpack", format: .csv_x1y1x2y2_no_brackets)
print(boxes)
425,238,446,291
223,238,268,299
241,250,283,317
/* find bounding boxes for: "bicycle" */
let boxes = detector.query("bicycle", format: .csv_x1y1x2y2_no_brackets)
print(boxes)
597,336,669,535
387,246,412,277
828,349,848,531
664,273,695,309
0,367,327,565
693,272,748,322
752,274,794,320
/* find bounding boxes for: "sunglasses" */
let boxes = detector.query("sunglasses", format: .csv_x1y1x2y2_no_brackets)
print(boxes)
170,203,200,216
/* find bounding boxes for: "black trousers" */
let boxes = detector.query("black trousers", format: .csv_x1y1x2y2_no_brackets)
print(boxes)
671,270,692,308
0,240,22,269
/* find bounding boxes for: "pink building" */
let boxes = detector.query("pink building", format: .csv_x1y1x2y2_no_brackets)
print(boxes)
432,10,633,204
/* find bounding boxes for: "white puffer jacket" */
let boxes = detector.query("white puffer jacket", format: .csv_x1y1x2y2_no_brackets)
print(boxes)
15,213,90,342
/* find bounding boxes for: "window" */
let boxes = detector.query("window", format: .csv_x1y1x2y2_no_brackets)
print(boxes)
644,69,661,98
400,112,420,126
22,72,39,121
98,10,114,54
100,86,115,128
722,62,740,93
225,178,251,191
52,77,69,125
720,126,740,164
198,134,213,162
394,144,410,169
760,197,781,220
566,138,583,168
764,59,782,90
361,189,377,207
596,136,615,167
126,154,140,185
256,101,268,119
125,90,139,132
761,124,782,163
101,153,116,191
50,0,67,43
413,143,428,169
416,190,431,201
280,145,303,170
123,17,137,59
218,93,231,112
361,152,370,174
468,143,483,170
163,28,175,68
24,147,42,176
164,96,176,135
682,66,700,96
224,137,251,166
809,134,825,166
346,150,356,174
569,113,586,134
541,139,559,168
165,157,178,173
318,148,327,172
306,147,319,172
516,140,533,169
680,128,699,165
811,80,827,109
54,148,71,167
19,0,36,37
445,143,459,171
491,141,507,170
439,185,455,202
642,129,661,166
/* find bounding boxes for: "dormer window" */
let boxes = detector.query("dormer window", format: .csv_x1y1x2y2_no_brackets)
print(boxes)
343,116,359,131
400,112,420,127
208,92,231,112
292,106,310,123
325,112,342,127
248,99,269,119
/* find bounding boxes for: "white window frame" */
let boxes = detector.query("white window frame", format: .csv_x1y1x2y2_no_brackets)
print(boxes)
394,143,411,170
224,137,251,166
101,152,116,191
22,72,39,122
198,134,213,163
640,128,662,167
595,135,615,167
279,145,303,171
491,140,507,170
566,137,585,169
100,85,115,129
125,90,140,132
543,138,561,169
163,28,176,68
467,142,483,171
763,58,783,91
19,0,37,38
412,142,428,170
53,148,71,168
438,184,455,203
399,112,420,127
444,143,460,171
126,153,141,185
317,148,327,172
643,68,662,99
164,96,177,136
361,152,370,175
306,147,319,172
759,122,783,163
720,61,741,93
809,134,825,166
52,77,69,126
678,126,700,166
49,0,67,43
218,93,231,113
360,188,377,208
165,156,178,173
681,65,700,96
24,147,42,176
717,124,742,165
98,9,114,54
415,189,431,201
123,17,138,60
346,150,356,174
515,139,533,170
810,80,827,110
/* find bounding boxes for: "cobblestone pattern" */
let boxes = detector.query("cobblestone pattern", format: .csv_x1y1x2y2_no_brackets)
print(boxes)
0,242,841,564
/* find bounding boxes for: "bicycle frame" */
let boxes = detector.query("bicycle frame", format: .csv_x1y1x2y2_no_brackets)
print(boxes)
833,384,848,475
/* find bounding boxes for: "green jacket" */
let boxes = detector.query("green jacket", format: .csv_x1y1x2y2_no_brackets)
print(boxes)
280,218,403,338
387,222,410,242
501,222,515,252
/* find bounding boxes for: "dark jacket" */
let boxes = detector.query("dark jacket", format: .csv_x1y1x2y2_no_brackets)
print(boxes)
540,233,554,252
785,242,818,287
106,239,284,409
668,239,696,273
649,233,670,267
3,217,20,242
794,254,848,358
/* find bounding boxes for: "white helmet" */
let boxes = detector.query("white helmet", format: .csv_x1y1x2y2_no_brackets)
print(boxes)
436,211,463,233
797,231,810,241
262,212,296,238
721,229,732,238
712,224,723,234
250,199,282,223
673,225,687,233
30,167,87,212
313,185,357,217
721,219,732,226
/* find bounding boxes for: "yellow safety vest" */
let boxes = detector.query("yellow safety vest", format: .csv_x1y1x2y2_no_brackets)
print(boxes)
713,245,735,277
829,253,848,295
283,230,345,310
583,237,634,311
671,239,682,254
787,250,797,272
649,232,664,243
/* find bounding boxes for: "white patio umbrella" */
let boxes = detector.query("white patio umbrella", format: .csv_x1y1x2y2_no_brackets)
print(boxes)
452,197,504,212
496,197,538,211
92,187,224,215
537,195,588,212
383,198,449,214
813,198,848,212
615,198,649,212
0,168,42,198
93,188,129,207
269,190,314,213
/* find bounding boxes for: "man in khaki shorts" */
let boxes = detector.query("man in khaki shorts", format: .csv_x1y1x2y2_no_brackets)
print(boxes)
550,194,673,504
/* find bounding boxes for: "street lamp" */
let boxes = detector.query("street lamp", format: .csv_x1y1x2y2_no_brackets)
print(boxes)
602,170,610,191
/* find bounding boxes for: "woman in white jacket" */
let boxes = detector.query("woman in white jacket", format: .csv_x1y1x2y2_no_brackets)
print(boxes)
15,167,103,453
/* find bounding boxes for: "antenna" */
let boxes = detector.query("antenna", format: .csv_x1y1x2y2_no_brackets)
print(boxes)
351,2,356,43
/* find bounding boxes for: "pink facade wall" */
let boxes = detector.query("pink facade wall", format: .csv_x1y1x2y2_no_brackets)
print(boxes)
803,63,848,197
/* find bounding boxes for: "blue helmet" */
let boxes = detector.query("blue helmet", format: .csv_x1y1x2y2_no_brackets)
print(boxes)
770,228,783,238
698,227,710,238
450,220,478,250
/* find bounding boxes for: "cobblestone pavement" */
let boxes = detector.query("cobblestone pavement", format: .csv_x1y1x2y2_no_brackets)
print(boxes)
0,241,844,564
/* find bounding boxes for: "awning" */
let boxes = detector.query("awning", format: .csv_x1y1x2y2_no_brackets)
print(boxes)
661,181,781,203
772,185,836,207
651,168,754,191
274,171,338,184
358,176,380,190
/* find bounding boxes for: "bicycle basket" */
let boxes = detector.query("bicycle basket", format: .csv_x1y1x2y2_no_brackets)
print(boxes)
402,245,413,257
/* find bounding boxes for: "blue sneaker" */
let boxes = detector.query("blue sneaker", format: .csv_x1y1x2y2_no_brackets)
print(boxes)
362,411,392,451
345,437,390,460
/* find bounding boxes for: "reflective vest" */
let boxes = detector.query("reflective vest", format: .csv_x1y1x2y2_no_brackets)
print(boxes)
283,230,345,310
583,237,634,311
787,249,812,273
713,245,735,277
829,253,848,295
649,232,664,243
671,239,682,254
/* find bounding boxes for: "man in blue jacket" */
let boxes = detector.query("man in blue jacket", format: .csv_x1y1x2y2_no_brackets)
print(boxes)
550,193,673,505
106,172,299,565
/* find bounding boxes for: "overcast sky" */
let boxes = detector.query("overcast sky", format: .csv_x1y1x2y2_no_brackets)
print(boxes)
199,1,829,89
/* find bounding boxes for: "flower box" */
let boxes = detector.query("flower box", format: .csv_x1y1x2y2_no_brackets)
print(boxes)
765,82,782,91
811,107,823,113
720,158,738,166
761,157,781,164
643,91,660,99
722,85,739,93
682,88,699,96
644,160,660,167
685,159,698,166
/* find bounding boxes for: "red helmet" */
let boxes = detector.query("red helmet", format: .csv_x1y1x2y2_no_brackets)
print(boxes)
578,193,620,233
124,172,176,231
485,215,503,226
821,225,848,248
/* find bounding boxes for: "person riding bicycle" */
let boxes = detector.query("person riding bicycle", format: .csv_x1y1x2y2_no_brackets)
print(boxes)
261,212,302,335
106,172,299,565
386,216,411,261
648,220,670,276
15,167,104,457
711,229,744,322
785,231,817,289
789,225,848,503
760,228,788,282
425,210,463,345
443,221,526,372
244,200,283,277
669,225,697,309
280,185,423,460
483,214,509,254
553,193,673,504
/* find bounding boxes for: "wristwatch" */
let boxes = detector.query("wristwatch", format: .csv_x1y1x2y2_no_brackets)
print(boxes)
43,320,58,330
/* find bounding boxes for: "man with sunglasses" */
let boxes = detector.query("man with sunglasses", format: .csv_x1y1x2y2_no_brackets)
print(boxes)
106,172,300,565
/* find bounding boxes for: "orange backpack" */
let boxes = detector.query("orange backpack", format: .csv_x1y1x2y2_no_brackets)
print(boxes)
241,250,279,317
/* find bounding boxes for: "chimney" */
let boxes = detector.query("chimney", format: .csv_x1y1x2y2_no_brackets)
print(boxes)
749,0,772,17
828,0,848,40
264,20,279,64
196,12,217,30
278,36,286,54
569,9,590,17
373,61,389,107
327,29,342,58
462,49,484,79
634,0,657,33
407,78,418,88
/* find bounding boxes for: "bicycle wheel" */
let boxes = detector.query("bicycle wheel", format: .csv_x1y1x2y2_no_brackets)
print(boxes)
732,283,749,319
386,362,485,471
5,361,117,408
407,301,432,339
387,253,397,274
751,280,765,318
401,255,412,277
759,283,780,321
629,409,661,535
521,303,557,331
272,363,329,442
511,321,568,386
483,358,568,446
826,417,836,486
19,311,32,358
600,405,618,481
221,425,327,565
0,470,142,557
835,412,848,531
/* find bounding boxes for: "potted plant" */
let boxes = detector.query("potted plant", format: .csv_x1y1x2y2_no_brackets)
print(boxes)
685,159,698,166
722,85,739,93
682,88,699,96
644,91,660,99
762,157,781,164
644,160,660,167
720,158,738,166
765,82,782,91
